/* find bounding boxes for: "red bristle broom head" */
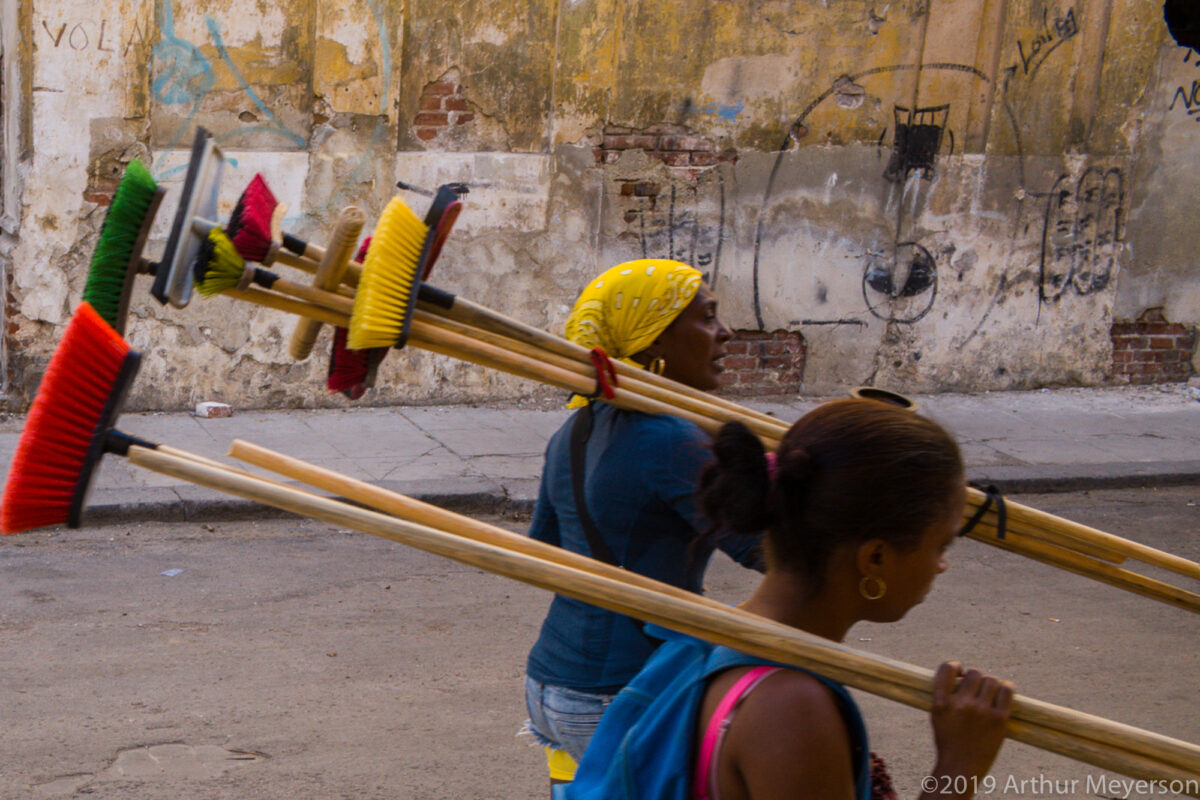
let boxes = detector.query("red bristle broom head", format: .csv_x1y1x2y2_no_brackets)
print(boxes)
327,237,390,398
228,173,278,262
1,303,143,534
422,184,466,280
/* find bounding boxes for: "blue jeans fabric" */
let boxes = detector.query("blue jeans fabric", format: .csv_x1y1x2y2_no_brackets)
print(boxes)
524,675,617,762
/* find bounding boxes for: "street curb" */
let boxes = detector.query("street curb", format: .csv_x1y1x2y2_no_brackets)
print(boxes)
969,461,1200,494
84,492,537,529
78,464,1200,528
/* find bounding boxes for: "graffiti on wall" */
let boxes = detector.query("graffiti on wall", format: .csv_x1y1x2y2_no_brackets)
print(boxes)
1038,167,1123,307
752,62,989,329
1168,49,1200,122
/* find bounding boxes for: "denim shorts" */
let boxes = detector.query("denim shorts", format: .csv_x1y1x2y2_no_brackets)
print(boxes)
523,675,617,762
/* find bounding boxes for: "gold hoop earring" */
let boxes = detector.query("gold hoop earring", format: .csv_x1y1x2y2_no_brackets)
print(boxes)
649,357,666,376
858,576,886,601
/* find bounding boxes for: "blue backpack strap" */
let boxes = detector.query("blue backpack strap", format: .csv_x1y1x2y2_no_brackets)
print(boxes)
704,646,872,800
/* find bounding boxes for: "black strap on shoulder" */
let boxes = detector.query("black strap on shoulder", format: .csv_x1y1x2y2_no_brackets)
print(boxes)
569,403,619,566
959,482,1007,539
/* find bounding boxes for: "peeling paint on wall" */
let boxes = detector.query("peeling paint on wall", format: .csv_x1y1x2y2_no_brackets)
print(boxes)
2,0,1195,411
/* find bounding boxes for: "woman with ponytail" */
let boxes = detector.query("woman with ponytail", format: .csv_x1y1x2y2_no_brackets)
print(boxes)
523,260,766,791
562,399,1014,800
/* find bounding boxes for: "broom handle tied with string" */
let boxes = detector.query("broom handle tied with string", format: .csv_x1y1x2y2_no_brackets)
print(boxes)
411,309,786,443
965,489,1200,580
123,445,1200,788
228,436,1196,620
222,440,1200,777
421,294,783,427
289,207,364,361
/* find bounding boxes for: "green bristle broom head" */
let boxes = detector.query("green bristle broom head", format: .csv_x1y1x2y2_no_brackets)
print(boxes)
348,196,430,350
82,159,159,327
193,228,247,296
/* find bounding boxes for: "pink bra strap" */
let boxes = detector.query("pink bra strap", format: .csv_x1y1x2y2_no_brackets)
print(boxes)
692,666,782,800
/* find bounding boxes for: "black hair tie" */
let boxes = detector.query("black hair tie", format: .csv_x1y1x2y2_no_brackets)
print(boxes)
959,482,1007,539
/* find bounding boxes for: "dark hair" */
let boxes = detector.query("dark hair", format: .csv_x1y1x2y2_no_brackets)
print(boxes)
698,399,963,593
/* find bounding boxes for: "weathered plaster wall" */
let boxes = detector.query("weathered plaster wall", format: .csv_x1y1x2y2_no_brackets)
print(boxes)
1,0,1195,410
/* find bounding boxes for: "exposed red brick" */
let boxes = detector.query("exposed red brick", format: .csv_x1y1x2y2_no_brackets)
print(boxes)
690,152,719,167
415,127,438,141
445,96,470,111
719,356,757,370
657,151,691,167
424,81,456,96
611,134,659,150
455,113,475,125
1150,336,1175,349
419,95,444,111
414,112,449,126
83,191,115,206
659,135,712,152
619,181,636,196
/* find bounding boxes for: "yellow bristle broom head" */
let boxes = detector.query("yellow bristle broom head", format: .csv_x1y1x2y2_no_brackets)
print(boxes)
347,196,431,350
194,227,249,296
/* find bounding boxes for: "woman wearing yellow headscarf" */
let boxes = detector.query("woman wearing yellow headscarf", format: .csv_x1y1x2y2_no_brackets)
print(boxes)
521,260,765,790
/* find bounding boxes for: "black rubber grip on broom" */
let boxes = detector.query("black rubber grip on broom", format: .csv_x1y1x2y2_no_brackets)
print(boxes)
417,284,455,310
281,233,310,257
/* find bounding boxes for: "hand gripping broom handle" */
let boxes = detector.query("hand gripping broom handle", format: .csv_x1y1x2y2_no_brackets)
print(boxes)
215,286,1200,595
288,207,365,361
124,444,1200,788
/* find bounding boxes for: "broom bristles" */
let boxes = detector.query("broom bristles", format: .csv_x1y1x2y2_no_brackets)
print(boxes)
347,197,430,351
1,303,133,534
82,160,159,328
194,228,249,296
229,173,277,262
327,237,389,397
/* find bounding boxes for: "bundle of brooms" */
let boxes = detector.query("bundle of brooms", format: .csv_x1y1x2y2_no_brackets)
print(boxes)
1,303,1198,791
179,192,1200,616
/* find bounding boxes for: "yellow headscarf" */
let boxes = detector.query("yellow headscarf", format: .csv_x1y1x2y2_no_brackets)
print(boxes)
564,259,702,406
566,259,703,358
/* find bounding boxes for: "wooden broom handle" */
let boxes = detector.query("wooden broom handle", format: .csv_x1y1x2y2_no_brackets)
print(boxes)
227,439,746,615
289,207,364,360
124,444,1200,786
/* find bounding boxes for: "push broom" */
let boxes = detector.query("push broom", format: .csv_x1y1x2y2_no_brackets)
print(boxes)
80,127,229,337
81,159,164,336
220,177,771,425
2,309,1198,787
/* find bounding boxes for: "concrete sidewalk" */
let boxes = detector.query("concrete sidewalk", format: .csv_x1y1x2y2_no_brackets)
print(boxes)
1,383,1199,526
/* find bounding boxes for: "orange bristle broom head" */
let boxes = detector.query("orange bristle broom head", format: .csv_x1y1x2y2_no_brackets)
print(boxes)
1,303,147,534
227,173,278,262
327,237,390,398
347,196,432,351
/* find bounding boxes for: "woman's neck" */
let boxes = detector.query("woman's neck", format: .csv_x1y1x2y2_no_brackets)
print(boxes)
738,570,860,643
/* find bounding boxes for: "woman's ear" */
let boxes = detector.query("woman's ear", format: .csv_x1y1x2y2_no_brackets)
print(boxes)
855,540,887,577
